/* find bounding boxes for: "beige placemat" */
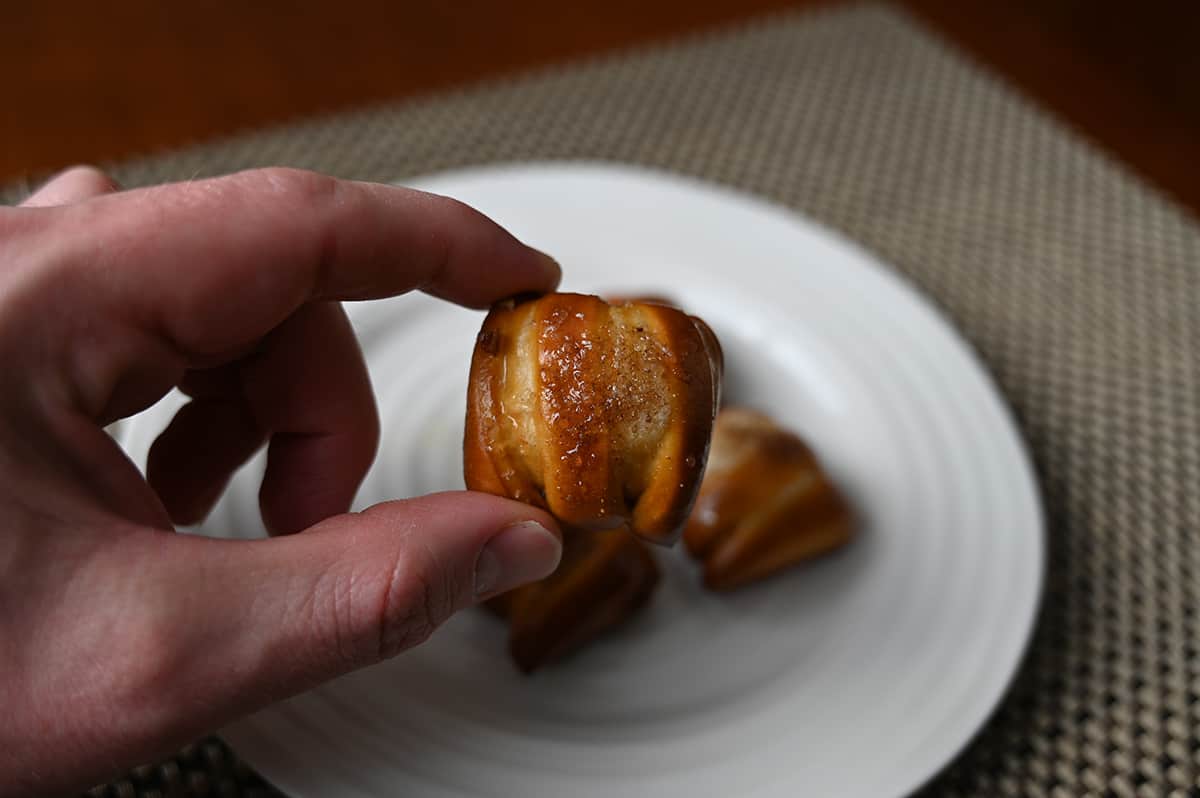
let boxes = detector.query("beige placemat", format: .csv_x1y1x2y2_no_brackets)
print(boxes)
14,2,1193,796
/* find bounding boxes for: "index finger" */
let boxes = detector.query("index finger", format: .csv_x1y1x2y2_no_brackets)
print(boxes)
38,167,560,357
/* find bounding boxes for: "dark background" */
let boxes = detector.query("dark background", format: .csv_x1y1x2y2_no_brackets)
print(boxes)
6,0,1199,214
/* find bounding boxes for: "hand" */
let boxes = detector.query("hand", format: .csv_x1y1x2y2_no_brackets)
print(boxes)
0,166,564,795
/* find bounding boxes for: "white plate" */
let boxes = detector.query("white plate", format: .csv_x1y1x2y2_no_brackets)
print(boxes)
118,162,1043,797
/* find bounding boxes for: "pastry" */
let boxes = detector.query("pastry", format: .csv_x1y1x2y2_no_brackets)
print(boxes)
683,408,853,590
464,292,723,545
489,527,660,672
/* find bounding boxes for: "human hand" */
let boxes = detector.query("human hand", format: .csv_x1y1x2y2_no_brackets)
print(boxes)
0,166,563,795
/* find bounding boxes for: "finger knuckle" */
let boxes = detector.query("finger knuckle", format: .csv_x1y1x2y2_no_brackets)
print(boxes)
246,167,339,207
372,542,463,661
440,195,482,224
59,165,118,194
114,607,188,721
438,196,497,247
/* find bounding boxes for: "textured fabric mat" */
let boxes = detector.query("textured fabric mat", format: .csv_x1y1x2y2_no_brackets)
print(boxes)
10,2,1196,796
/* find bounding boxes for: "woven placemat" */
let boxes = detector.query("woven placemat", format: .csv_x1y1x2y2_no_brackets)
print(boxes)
11,2,1196,796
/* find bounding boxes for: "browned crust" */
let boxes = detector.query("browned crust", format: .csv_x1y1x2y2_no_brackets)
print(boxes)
464,292,722,546
463,321,508,497
495,528,660,673
534,294,624,528
683,408,854,591
464,298,545,508
629,307,722,542
702,484,852,590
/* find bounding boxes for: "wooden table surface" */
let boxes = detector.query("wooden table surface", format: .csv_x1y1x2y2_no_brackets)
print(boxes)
6,0,1199,215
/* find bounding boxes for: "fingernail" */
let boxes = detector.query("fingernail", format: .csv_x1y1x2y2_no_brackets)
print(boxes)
531,248,562,286
474,520,562,598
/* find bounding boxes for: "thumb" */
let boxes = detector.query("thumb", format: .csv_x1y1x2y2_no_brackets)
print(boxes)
213,490,560,672
259,491,563,662
129,491,560,753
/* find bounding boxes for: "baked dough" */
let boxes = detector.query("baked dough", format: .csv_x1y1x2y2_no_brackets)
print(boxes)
488,528,659,672
684,408,854,590
465,293,722,545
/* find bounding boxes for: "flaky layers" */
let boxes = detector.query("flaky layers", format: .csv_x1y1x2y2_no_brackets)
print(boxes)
488,528,659,672
465,293,723,545
684,408,854,590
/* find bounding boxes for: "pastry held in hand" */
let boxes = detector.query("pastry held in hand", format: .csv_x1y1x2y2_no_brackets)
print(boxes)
489,528,660,673
465,293,723,545
684,408,854,590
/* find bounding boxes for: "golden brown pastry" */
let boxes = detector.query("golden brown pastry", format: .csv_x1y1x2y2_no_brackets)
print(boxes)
489,528,660,673
683,408,854,591
601,293,678,308
465,293,723,545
